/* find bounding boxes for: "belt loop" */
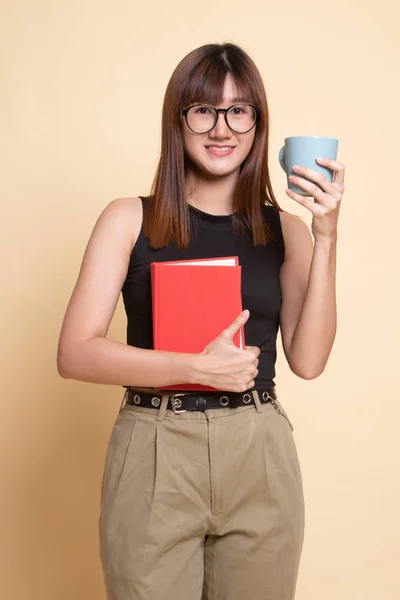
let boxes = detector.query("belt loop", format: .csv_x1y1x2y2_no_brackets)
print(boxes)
251,390,263,413
156,394,170,422
118,388,128,414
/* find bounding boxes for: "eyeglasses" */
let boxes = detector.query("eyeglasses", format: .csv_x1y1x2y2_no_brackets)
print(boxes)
179,103,259,134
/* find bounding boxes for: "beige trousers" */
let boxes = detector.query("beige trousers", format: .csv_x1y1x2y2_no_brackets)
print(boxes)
98,390,305,600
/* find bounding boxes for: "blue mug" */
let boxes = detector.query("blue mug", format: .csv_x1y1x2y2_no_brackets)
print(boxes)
279,136,339,196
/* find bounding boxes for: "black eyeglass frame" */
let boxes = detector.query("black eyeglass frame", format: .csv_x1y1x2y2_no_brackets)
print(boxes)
178,103,260,134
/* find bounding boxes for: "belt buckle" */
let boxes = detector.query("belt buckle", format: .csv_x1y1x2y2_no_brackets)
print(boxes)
171,394,188,414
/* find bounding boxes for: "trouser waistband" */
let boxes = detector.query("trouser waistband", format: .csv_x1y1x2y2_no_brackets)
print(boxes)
122,387,277,414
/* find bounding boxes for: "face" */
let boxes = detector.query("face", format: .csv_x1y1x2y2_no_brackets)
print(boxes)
180,73,256,180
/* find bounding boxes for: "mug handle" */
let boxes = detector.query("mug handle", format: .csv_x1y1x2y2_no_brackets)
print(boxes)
279,146,287,173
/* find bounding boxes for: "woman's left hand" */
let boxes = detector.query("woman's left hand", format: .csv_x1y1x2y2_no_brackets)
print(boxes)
285,157,345,242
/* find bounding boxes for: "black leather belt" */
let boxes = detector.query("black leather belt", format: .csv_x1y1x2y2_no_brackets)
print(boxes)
123,387,277,413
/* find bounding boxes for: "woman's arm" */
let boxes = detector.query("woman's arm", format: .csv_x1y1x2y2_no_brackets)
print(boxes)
58,335,196,387
57,197,198,387
279,157,344,380
279,214,337,379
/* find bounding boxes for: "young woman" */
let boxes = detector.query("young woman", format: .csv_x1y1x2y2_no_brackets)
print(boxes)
57,42,345,600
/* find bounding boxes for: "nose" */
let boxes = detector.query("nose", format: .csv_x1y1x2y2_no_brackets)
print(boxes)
210,111,232,137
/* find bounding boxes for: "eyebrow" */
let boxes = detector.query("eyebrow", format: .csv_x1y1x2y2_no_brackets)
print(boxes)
195,98,250,106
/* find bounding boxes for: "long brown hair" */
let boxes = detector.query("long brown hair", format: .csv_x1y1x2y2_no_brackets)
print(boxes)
144,42,284,249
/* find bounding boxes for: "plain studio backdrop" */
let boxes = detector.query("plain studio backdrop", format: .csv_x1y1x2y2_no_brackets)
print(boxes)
1,1,399,599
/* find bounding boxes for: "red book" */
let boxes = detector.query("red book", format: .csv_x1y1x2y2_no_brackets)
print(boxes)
151,256,245,392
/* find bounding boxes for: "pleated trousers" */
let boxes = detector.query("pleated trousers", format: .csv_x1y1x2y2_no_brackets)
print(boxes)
99,390,305,600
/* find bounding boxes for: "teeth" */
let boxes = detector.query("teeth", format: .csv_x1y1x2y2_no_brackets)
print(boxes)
207,146,233,150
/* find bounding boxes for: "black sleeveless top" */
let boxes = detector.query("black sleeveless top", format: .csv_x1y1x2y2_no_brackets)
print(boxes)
121,196,285,390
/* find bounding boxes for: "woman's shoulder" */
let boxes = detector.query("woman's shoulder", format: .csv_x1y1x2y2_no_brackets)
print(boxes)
278,209,309,234
277,209,312,258
111,195,143,210
105,196,144,252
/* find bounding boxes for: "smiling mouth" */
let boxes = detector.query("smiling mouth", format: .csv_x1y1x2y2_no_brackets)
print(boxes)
205,146,236,155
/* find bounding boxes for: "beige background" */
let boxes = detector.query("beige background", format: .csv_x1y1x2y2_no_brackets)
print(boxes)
1,0,399,598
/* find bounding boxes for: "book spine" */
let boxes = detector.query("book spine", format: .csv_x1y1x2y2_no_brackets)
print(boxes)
150,263,158,349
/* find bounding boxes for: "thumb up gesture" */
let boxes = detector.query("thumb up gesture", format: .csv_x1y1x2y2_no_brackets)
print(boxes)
191,310,260,392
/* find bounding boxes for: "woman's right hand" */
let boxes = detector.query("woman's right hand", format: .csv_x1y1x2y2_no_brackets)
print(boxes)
191,310,260,392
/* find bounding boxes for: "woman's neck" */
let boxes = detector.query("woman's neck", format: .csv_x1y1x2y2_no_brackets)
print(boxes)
185,170,239,215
